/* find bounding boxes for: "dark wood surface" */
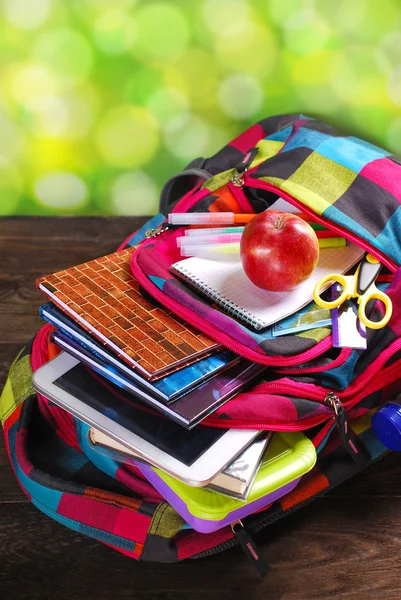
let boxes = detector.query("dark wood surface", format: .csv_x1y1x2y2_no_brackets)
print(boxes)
1,217,401,600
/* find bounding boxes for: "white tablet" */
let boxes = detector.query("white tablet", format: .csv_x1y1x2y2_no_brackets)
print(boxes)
32,353,260,486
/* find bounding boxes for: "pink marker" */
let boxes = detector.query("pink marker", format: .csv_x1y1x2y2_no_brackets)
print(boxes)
177,233,243,247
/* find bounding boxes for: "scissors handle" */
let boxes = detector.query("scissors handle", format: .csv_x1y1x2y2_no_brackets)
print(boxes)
358,288,393,330
313,273,350,309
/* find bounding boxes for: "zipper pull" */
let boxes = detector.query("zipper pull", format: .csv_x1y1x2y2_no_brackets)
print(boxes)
231,147,259,187
324,392,370,467
231,170,245,187
145,225,170,239
231,520,270,577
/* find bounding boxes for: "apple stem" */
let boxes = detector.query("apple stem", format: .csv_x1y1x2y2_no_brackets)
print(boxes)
274,215,284,230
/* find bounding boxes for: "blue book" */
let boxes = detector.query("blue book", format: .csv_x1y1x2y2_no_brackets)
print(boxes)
40,303,239,404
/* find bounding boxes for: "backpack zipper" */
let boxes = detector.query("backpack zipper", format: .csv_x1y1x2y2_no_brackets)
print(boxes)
203,350,401,430
129,171,401,428
193,450,386,561
323,392,370,466
130,240,334,367
241,174,397,273
145,225,171,239
230,519,270,577
131,170,397,366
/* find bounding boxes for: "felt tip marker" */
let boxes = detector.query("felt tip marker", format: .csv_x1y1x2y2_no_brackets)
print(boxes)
318,237,347,248
168,212,256,225
180,238,346,258
180,243,241,257
177,233,243,247
185,226,246,237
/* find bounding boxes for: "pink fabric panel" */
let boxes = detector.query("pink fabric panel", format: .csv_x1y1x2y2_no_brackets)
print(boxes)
360,158,401,201
229,123,266,152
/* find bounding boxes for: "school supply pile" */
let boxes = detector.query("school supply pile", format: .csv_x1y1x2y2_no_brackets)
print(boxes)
2,114,401,577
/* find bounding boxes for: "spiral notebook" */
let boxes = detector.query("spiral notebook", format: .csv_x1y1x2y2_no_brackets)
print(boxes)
170,244,364,330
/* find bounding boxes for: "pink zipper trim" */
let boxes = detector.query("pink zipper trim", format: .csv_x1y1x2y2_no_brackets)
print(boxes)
172,186,211,213
276,347,353,375
243,175,397,273
130,246,333,366
227,181,256,213
131,167,399,368
31,323,52,370
203,340,401,431
257,336,401,402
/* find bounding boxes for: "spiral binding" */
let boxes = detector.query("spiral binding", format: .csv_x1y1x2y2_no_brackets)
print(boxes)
173,265,266,330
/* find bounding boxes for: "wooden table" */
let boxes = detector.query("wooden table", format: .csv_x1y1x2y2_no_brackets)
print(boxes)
1,217,401,600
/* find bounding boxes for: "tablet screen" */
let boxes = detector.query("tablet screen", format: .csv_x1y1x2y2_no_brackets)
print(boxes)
54,363,226,465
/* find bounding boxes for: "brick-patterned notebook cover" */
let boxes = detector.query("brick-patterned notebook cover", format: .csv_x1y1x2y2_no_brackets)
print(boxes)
37,247,219,381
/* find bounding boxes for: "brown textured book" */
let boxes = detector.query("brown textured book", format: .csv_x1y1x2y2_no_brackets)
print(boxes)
37,247,219,380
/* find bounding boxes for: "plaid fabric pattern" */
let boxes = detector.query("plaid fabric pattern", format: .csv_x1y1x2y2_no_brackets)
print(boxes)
136,114,401,371
0,337,392,563
249,117,401,266
2,114,401,564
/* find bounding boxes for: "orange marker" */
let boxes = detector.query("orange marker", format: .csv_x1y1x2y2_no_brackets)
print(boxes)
168,212,257,226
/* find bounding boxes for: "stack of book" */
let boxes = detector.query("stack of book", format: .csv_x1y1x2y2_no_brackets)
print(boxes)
33,243,317,534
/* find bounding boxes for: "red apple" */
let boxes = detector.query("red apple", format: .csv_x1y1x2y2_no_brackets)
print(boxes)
240,211,319,292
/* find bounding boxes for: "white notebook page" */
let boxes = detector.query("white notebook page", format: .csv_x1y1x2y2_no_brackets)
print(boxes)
171,244,364,330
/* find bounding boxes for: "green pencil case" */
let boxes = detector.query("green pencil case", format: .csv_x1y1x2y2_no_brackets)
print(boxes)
136,432,317,533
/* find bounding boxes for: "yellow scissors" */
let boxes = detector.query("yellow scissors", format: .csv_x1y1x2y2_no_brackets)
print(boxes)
313,253,392,330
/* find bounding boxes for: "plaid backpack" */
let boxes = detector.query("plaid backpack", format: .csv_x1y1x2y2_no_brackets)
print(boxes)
2,113,401,574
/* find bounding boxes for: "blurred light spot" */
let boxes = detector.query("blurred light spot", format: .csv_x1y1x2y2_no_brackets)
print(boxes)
61,95,94,138
9,64,58,105
283,10,331,55
348,106,393,142
93,9,136,54
111,171,158,215
0,159,22,215
34,172,88,209
267,0,303,25
96,105,159,167
32,139,82,171
376,33,401,75
207,126,234,156
387,66,401,107
328,58,362,104
134,3,190,63
27,95,68,136
386,117,401,155
147,87,189,126
164,114,210,161
295,84,343,114
218,74,262,119
0,108,25,158
4,0,51,30
331,64,389,108
203,0,250,37
290,50,342,86
85,0,137,10
32,28,94,86
314,0,366,34
124,69,163,105
347,0,399,43
215,21,277,75
164,49,219,110
26,94,93,138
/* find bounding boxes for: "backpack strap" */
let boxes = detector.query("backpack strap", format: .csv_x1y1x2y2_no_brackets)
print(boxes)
159,157,212,215
159,113,306,214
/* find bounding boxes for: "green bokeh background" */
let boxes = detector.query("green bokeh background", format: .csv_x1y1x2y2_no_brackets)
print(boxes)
1,0,401,216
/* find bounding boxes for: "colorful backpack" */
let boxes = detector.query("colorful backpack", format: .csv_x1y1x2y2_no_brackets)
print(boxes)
2,113,401,574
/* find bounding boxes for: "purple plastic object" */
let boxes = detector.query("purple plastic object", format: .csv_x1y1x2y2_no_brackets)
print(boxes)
136,462,301,534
